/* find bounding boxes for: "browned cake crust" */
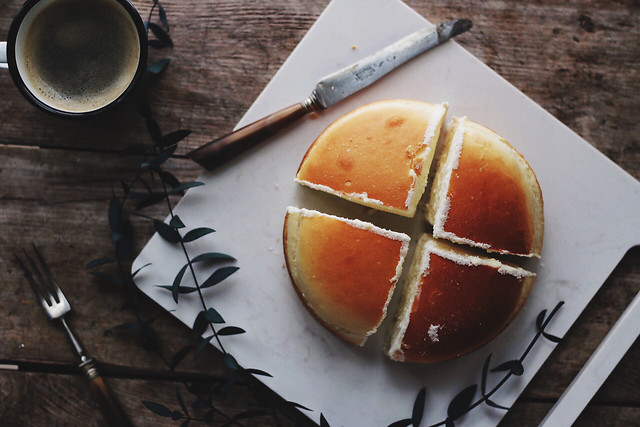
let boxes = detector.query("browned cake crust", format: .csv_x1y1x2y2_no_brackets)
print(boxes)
426,117,544,257
296,99,448,217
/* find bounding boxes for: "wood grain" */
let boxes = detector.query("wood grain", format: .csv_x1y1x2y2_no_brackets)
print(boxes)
1,0,638,426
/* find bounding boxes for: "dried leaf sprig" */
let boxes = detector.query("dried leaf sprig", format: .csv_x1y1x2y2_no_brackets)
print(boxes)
87,2,311,425
383,301,565,427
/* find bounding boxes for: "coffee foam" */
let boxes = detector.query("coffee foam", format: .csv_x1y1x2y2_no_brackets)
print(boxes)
18,0,140,113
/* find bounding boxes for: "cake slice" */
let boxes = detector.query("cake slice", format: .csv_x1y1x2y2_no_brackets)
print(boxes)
386,234,535,363
283,207,410,346
296,99,448,218
426,117,544,257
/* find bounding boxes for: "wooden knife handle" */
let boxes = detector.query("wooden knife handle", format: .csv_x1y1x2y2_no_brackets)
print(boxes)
80,359,134,427
186,102,310,170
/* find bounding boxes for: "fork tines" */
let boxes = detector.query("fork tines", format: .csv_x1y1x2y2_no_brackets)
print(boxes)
14,244,70,319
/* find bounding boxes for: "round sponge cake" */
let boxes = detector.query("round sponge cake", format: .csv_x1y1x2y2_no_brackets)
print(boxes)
283,207,410,346
296,99,448,218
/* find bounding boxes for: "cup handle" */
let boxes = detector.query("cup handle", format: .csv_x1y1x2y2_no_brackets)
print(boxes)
0,42,8,69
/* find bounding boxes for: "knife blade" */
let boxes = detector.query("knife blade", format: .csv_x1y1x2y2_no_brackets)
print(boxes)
187,19,472,170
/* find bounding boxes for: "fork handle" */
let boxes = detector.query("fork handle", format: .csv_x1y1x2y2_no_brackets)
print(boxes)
80,359,134,427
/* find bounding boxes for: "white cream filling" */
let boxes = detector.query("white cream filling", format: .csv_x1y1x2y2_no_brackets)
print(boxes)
403,102,448,209
295,178,385,206
428,324,441,343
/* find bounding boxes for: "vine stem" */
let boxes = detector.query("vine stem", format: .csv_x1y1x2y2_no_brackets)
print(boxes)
427,301,565,427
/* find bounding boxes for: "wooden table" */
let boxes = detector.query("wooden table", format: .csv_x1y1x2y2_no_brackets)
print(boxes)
1,0,638,425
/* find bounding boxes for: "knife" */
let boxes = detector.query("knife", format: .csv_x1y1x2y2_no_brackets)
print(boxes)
186,18,472,170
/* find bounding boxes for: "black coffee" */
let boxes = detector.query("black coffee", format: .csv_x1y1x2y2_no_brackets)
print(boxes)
21,0,140,112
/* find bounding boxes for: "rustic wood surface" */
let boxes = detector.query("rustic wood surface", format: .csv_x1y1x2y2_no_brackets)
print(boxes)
1,0,639,425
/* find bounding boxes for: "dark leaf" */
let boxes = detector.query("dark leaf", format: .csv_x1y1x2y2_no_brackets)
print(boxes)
90,271,125,287
193,335,214,360
447,384,477,420
536,309,547,332
542,331,562,343
170,345,193,370
152,144,177,166
159,170,180,189
387,420,412,427
217,326,246,336
191,252,234,263
148,22,174,48
115,216,134,259
485,398,510,411
224,353,239,370
445,418,455,427
147,58,171,75
146,117,162,143
180,419,190,427
85,257,115,268
148,38,172,49
170,410,184,420
481,353,492,396
244,368,272,377
158,3,169,30
157,285,197,295
320,413,331,427
412,387,426,427
142,400,172,417
170,215,186,229
168,181,205,195
288,401,312,411
491,360,524,376
193,310,209,336
171,264,189,303
161,129,191,147
140,323,160,351
201,266,240,289
154,219,181,244
175,388,188,417
204,307,225,324
183,227,215,243
131,262,152,279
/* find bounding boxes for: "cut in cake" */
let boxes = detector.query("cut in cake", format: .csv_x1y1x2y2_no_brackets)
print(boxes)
426,117,544,257
284,101,544,361
386,234,535,363
296,99,448,218
283,207,410,346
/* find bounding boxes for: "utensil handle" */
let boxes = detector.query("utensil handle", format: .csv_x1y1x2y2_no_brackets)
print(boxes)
1,42,8,69
80,359,134,427
186,102,310,170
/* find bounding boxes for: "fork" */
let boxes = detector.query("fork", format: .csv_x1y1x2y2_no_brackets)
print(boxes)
14,244,133,427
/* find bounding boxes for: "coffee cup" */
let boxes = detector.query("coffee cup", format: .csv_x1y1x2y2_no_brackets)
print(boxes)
1,0,148,118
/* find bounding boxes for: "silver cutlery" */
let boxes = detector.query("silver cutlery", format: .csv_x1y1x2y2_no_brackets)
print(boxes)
14,244,133,427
